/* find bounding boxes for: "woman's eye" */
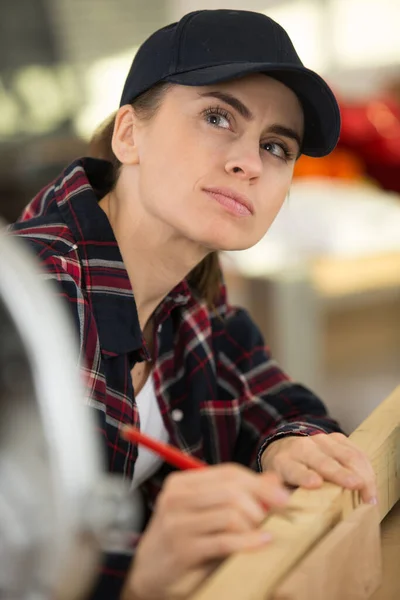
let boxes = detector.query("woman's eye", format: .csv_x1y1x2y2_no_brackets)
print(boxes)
204,110,231,129
261,141,290,161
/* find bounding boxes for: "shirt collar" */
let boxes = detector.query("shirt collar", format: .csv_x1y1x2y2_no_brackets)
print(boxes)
54,158,142,357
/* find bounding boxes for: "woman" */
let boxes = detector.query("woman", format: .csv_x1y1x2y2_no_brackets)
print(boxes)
11,9,376,600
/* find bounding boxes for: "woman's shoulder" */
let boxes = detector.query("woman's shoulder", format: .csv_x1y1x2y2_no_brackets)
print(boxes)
9,213,78,261
8,162,84,258
7,198,80,288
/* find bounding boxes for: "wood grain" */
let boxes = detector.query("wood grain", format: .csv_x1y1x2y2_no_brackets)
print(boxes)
371,501,400,600
272,504,381,600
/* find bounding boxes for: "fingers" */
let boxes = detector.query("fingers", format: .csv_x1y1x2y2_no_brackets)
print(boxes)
258,471,291,507
158,485,268,526
273,457,323,489
191,529,272,562
132,463,285,599
271,434,377,504
313,434,377,503
197,506,264,534
154,464,290,555
151,464,280,570
161,465,290,513
299,442,359,487
164,505,265,537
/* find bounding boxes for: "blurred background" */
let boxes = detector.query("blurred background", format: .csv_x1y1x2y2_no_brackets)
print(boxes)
1,0,399,432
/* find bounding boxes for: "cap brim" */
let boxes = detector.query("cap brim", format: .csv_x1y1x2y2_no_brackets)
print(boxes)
165,63,340,158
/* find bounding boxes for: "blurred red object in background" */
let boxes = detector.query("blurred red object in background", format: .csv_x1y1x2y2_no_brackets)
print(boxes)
339,83,400,193
294,79,400,194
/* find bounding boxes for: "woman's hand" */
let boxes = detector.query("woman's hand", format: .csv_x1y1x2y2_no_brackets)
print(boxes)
260,432,377,504
122,464,290,600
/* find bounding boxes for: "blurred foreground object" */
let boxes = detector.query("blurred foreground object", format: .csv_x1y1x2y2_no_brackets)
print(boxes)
0,227,134,600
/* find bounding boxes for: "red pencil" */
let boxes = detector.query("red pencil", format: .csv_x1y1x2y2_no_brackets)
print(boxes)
121,425,207,470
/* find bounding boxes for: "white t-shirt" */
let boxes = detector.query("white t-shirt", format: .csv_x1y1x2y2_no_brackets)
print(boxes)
130,373,169,531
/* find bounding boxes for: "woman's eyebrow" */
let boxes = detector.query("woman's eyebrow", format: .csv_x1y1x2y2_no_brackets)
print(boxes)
198,91,253,120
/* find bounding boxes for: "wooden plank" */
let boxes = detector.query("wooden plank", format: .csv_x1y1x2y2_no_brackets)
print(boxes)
173,484,345,600
272,504,381,600
186,485,346,600
349,387,400,520
370,500,400,600
188,386,400,600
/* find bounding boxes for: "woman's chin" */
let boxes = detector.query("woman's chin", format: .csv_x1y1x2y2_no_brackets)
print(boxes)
200,234,258,253
184,218,261,253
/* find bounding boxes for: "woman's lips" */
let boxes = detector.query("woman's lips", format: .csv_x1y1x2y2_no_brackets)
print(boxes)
203,187,254,217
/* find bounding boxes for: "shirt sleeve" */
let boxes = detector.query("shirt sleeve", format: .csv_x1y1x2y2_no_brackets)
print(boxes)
218,305,343,470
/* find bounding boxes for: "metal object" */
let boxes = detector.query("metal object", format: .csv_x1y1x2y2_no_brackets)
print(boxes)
0,228,134,599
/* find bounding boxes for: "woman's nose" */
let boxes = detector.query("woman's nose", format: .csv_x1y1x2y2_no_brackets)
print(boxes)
225,144,263,180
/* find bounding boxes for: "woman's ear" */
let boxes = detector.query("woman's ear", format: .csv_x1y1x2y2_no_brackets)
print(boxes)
111,105,140,165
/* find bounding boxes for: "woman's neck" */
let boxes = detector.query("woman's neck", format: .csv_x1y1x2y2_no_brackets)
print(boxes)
99,191,208,331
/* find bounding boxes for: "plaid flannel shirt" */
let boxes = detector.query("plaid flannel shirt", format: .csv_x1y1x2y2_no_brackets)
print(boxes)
9,158,341,599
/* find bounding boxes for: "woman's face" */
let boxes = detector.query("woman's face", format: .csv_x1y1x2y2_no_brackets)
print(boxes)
119,74,304,252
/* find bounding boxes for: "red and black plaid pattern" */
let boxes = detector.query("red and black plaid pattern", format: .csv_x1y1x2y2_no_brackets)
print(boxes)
9,158,341,599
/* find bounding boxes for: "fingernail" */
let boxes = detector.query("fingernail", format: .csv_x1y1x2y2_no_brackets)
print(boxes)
260,532,273,543
368,496,378,505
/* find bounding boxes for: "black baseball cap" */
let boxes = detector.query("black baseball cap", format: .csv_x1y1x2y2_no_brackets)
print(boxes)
120,9,341,157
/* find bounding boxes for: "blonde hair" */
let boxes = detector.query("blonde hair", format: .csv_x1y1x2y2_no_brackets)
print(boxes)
89,83,222,308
